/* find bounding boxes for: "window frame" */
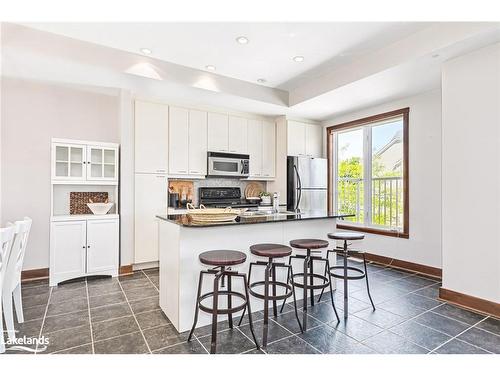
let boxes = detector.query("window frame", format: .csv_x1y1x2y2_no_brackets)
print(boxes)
326,107,409,239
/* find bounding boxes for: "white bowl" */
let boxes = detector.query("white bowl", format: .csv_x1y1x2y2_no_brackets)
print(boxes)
87,203,114,215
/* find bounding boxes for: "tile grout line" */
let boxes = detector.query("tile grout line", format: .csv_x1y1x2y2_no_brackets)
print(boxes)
141,269,159,293
85,278,95,354
35,286,53,354
117,277,153,354
428,315,492,354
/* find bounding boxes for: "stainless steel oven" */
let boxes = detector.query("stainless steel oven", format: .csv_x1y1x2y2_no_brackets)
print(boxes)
207,152,249,177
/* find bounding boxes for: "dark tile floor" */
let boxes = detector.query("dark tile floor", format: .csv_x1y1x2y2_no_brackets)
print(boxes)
2,259,499,354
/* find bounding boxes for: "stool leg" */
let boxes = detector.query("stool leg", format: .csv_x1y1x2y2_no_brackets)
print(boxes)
262,263,271,347
187,271,204,342
237,262,254,326
241,274,259,350
210,274,221,354
309,253,315,307
318,249,333,303
280,255,294,313
302,251,310,331
363,253,376,311
343,241,349,319
227,274,233,328
271,261,278,317
326,259,340,322
288,264,303,333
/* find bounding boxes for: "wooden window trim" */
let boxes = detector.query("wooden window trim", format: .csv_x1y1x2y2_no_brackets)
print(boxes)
326,107,409,239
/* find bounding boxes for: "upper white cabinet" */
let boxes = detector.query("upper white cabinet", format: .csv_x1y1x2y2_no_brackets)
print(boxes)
188,109,208,176
247,119,263,177
53,143,86,181
287,121,306,156
135,100,169,174
228,116,248,153
305,124,323,158
207,112,229,152
52,141,118,183
247,119,276,179
168,106,189,174
262,120,276,178
168,107,208,177
287,120,323,158
87,146,118,181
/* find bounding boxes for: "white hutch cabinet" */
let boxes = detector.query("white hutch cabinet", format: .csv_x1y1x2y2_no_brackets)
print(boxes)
49,138,119,286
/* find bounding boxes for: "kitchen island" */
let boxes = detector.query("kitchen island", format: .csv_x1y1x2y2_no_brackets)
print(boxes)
158,211,352,333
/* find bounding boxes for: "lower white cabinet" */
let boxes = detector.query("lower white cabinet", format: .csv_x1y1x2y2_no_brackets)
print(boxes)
49,216,119,286
134,173,167,264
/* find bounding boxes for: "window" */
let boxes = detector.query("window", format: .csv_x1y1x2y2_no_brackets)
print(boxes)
327,108,409,238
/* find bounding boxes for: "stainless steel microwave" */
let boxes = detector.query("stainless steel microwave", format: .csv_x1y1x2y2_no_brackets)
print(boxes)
207,152,250,177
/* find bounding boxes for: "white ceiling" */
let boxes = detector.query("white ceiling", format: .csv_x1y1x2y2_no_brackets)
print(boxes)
4,22,500,121
23,22,431,89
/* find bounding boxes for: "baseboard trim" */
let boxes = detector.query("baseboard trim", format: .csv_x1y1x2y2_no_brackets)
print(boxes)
350,252,442,279
119,265,134,275
439,287,500,318
21,268,49,281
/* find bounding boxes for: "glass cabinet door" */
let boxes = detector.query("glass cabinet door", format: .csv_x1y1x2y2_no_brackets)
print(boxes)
87,146,117,181
53,144,86,180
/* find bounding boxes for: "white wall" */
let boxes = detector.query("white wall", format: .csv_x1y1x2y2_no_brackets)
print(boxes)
323,89,442,268
442,43,500,302
0,78,120,270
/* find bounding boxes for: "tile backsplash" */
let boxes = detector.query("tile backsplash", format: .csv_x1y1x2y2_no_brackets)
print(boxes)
170,178,268,205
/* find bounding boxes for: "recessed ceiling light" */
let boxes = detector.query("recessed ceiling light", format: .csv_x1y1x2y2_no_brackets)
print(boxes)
140,48,152,55
257,78,266,84
205,65,216,72
293,55,304,62
236,36,249,44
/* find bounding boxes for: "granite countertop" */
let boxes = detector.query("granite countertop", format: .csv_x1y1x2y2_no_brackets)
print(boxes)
156,211,354,228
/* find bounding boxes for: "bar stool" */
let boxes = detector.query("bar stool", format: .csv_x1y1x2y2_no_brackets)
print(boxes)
319,232,375,319
187,250,259,354
281,239,340,331
238,243,301,347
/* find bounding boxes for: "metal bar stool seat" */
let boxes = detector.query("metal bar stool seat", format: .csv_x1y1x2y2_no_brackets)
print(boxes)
187,250,259,354
281,239,340,331
319,232,376,319
238,243,301,347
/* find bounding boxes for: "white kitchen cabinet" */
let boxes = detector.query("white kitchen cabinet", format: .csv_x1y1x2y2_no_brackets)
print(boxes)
287,121,307,156
168,106,189,174
50,220,87,285
262,120,276,178
87,145,118,181
135,173,167,264
52,143,87,181
86,219,119,274
49,217,119,286
188,109,208,176
228,116,248,154
207,112,229,152
305,124,323,158
247,119,263,177
135,100,169,174
287,121,323,158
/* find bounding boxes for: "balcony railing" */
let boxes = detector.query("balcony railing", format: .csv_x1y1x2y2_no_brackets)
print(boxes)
336,176,403,229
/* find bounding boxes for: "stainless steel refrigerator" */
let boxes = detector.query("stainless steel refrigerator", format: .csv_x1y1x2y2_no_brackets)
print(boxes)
287,156,328,213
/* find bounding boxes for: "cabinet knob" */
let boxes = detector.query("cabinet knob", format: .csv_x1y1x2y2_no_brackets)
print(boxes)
82,246,86,249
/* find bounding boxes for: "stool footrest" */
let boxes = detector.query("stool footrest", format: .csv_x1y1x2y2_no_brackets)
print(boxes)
329,265,366,280
248,281,292,301
198,290,247,315
291,273,330,290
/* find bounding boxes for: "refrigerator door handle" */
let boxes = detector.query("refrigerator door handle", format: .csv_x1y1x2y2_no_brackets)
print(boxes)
294,165,302,212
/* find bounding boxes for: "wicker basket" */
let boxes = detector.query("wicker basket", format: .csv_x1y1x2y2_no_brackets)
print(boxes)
186,203,241,223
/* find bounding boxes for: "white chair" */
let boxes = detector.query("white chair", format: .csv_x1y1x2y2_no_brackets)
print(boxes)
0,226,16,354
3,217,32,341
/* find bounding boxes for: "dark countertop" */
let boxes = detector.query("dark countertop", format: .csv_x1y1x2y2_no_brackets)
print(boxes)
156,211,354,228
